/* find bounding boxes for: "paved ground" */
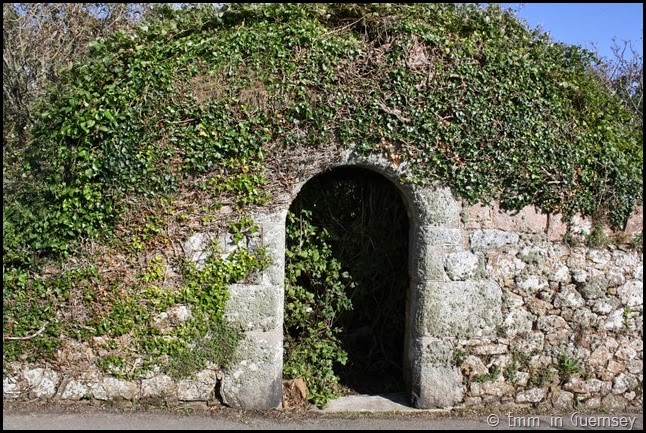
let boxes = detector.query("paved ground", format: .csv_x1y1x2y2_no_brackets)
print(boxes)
320,392,420,412
3,396,643,431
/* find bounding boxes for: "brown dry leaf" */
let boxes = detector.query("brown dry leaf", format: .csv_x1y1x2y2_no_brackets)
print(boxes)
281,378,309,410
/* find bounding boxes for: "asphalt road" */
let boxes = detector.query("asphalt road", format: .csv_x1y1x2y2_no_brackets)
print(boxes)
3,400,643,431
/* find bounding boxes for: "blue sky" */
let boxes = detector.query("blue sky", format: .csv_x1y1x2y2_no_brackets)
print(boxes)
502,3,643,60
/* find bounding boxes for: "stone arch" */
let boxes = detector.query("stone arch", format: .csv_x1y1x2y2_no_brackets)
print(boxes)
321,154,470,408
220,152,503,409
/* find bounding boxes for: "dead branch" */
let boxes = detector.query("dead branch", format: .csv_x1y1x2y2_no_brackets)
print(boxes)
4,321,49,340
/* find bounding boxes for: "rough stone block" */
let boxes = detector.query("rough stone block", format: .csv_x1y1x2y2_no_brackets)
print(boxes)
259,221,286,286
470,343,508,355
470,229,519,250
141,375,176,399
417,226,463,247
553,285,585,308
225,284,283,332
420,281,502,338
252,210,288,224
411,242,447,282
3,376,21,399
414,187,462,227
564,378,605,394
624,205,643,234
603,309,625,330
445,251,486,281
612,373,638,395
588,249,611,266
103,377,139,401
492,203,547,234
221,330,282,409
87,379,107,401
516,387,545,403
60,380,90,400
592,297,620,314
22,368,60,399
578,278,606,300
182,232,217,269
461,203,492,229
461,355,488,377
409,337,465,408
617,281,643,307
582,396,602,409
516,274,549,296
477,380,515,397
177,370,219,401
487,255,526,282
537,315,571,345
551,390,574,410
501,308,533,338
177,380,209,402
510,332,544,353
613,250,640,268
549,265,571,283
601,393,628,411
547,213,568,242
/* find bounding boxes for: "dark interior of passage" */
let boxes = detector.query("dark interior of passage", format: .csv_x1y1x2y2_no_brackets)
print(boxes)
288,166,410,395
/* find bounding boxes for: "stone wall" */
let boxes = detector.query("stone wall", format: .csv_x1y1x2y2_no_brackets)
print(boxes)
453,204,643,411
473,247,640,410
3,161,642,412
3,210,287,410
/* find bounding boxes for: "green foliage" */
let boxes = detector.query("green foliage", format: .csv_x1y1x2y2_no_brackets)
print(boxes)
229,215,260,244
5,3,641,272
473,365,502,383
3,265,98,366
585,225,610,248
453,349,467,367
630,231,643,253
3,238,269,379
131,243,270,378
557,353,582,384
205,169,271,208
166,320,243,378
283,209,353,407
505,349,556,388
527,367,555,388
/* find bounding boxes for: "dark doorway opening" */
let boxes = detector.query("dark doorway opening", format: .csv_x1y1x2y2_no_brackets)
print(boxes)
287,166,409,396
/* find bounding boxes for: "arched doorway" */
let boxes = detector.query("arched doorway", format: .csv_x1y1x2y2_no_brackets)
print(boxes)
221,156,477,409
284,166,410,399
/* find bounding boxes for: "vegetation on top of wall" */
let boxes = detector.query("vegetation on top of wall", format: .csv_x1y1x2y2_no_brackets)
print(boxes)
2,3,642,393
4,3,642,268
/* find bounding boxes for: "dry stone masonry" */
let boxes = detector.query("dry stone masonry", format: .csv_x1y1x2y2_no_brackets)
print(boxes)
4,153,642,412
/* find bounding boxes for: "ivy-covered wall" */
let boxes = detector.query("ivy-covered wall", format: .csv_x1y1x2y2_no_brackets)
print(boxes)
3,3,642,412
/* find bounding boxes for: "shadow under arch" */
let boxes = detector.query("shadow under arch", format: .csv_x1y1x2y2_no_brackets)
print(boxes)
286,165,410,396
